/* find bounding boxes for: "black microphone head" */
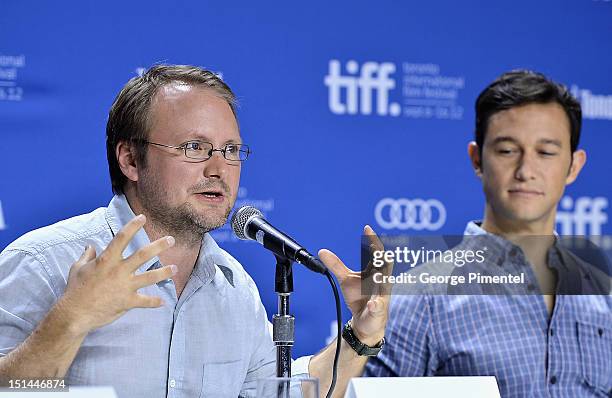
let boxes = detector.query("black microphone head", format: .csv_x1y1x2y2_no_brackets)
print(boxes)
231,205,263,240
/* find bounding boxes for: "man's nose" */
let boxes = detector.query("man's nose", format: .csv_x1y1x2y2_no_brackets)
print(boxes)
514,152,537,181
202,150,227,179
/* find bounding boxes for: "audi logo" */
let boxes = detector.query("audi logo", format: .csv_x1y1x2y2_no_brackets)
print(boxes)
374,198,447,231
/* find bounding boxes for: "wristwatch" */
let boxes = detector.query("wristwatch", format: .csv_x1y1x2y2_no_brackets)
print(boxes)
341,319,385,356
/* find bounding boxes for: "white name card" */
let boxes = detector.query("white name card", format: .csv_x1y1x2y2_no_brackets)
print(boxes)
345,376,501,398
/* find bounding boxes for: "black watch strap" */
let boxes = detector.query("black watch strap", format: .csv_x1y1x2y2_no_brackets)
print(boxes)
341,320,385,357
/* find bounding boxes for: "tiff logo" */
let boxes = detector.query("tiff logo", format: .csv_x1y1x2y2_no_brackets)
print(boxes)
324,60,401,116
571,85,612,120
0,201,5,230
556,196,608,235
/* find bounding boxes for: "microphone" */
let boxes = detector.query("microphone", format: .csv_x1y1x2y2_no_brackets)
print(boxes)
231,206,327,274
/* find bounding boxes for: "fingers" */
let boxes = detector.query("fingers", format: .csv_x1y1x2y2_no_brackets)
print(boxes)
132,265,177,289
131,293,165,309
319,225,390,281
78,245,97,264
366,295,388,316
124,236,175,272
318,249,352,280
364,225,384,252
102,214,147,261
69,246,97,279
363,225,394,277
362,225,384,276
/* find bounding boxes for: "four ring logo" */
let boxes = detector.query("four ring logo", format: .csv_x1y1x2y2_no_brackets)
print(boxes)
375,198,446,231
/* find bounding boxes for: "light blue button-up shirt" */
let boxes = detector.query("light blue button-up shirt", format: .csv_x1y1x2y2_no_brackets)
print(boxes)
0,195,310,397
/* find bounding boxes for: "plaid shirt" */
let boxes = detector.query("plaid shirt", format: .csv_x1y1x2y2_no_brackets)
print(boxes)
364,222,612,398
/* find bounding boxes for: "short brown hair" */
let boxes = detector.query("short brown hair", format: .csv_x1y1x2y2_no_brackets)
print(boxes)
106,64,237,194
475,70,581,155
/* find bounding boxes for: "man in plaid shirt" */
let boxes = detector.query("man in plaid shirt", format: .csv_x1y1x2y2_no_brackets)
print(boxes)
364,70,611,397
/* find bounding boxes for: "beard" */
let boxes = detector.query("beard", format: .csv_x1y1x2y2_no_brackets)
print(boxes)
137,168,232,245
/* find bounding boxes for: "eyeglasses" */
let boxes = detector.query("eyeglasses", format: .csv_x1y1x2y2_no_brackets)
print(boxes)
139,140,251,162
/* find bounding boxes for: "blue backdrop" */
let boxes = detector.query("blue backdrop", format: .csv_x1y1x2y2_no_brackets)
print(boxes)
1,0,611,357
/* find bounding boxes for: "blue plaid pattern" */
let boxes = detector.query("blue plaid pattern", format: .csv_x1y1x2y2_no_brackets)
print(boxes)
364,222,612,398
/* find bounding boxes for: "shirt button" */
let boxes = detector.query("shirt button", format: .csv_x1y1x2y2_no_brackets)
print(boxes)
550,376,557,385
169,379,176,388
550,328,554,337
598,328,604,337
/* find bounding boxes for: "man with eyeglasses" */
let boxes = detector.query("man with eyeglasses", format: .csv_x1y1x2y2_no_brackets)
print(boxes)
0,65,390,397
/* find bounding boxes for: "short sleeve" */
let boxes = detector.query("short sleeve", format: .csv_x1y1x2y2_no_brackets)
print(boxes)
0,249,58,356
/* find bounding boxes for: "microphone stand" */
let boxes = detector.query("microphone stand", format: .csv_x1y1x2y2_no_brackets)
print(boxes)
273,254,294,380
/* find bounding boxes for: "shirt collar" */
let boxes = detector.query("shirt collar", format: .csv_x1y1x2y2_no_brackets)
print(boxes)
464,220,568,270
104,194,155,274
103,195,233,288
463,221,516,265
464,220,560,239
463,220,534,269
198,233,236,288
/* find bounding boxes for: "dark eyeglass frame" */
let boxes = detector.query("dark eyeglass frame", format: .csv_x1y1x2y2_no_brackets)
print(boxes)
136,139,251,162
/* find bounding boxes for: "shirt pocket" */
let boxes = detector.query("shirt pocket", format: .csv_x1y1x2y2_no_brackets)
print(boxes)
200,359,243,398
577,317,612,394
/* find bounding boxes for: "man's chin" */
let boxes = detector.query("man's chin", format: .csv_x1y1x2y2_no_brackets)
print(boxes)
502,208,553,226
193,210,231,233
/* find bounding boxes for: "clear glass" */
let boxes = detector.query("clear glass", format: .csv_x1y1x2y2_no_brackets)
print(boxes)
184,141,250,161
256,377,319,398
141,140,250,162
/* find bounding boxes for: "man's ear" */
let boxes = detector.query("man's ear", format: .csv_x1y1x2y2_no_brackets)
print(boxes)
566,149,587,186
468,141,483,178
116,141,139,183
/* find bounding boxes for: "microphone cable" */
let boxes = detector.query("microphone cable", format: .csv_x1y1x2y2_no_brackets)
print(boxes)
323,269,342,398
